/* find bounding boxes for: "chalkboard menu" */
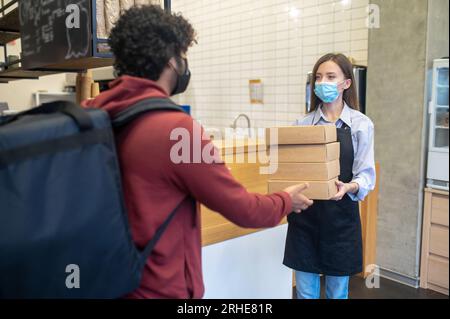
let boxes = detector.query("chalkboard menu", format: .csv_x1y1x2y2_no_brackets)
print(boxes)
19,0,92,70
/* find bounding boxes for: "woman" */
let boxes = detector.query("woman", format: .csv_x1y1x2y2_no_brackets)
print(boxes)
284,53,376,299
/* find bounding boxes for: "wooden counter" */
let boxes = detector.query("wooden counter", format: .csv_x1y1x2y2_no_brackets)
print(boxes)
201,139,284,246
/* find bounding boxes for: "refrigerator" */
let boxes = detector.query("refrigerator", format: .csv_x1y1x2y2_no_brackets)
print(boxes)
427,58,449,191
306,65,367,114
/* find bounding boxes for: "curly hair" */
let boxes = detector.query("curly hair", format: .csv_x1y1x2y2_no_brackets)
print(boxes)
108,5,197,80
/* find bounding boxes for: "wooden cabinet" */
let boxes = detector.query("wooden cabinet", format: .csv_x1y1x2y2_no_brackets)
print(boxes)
420,188,449,295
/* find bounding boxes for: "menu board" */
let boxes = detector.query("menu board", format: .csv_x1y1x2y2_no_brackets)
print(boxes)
19,0,92,69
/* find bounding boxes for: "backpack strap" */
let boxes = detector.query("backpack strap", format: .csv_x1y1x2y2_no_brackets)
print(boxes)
111,97,186,129
110,97,192,268
138,197,196,269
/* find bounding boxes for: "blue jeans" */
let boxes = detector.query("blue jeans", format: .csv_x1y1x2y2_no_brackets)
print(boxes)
295,271,349,299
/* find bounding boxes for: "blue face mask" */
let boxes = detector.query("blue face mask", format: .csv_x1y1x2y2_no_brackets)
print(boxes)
314,82,343,103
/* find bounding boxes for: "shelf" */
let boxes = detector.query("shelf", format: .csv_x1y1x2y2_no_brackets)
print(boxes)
35,92,75,95
30,57,115,72
0,57,114,83
436,126,449,129
430,149,449,154
0,3,20,45
0,31,18,45
0,67,60,82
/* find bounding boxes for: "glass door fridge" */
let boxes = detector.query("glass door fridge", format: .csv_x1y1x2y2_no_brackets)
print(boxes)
427,58,449,190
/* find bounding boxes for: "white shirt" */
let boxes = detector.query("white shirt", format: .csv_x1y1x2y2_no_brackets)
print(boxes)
295,103,376,201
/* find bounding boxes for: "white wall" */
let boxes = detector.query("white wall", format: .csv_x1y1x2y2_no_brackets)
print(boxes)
1,0,369,115
172,0,369,129
0,74,69,111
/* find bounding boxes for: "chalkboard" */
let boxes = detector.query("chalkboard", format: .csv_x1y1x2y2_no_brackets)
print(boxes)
19,0,92,70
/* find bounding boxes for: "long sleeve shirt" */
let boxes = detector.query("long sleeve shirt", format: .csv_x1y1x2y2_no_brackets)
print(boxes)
295,103,376,201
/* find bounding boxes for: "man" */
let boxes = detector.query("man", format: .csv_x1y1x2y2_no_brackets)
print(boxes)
83,5,312,298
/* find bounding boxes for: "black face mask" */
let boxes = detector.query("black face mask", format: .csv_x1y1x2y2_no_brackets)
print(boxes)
171,58,191,96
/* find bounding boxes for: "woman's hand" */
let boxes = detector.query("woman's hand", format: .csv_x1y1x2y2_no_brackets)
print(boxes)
284,183,314,213
330,181,359,201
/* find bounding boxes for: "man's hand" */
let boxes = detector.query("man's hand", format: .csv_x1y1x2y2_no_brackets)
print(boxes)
284,183,314,213
330,181,359,201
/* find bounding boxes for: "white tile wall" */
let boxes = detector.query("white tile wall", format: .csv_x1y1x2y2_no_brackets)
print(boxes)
172,0,369,129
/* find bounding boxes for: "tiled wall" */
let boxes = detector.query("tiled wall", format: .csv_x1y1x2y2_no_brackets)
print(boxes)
172,0,369,129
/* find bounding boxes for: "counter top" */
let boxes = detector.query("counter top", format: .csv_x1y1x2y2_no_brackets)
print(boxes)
425,187,449,196
201,138,283,246
211,138,266,155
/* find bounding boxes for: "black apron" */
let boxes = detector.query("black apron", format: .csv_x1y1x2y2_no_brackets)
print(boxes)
283,122,363,276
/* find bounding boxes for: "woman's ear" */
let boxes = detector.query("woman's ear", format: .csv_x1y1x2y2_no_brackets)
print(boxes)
344,79,352,90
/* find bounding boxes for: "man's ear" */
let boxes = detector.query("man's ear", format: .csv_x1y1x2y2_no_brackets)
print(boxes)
155,57,179,95
167,57,178,72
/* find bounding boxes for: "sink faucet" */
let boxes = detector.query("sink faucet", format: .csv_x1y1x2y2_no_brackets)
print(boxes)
231,114,252,137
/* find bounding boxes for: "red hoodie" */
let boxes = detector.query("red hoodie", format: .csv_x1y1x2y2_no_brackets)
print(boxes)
83,75,292,299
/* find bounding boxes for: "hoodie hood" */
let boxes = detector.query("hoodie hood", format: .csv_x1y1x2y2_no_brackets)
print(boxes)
82,75,169,116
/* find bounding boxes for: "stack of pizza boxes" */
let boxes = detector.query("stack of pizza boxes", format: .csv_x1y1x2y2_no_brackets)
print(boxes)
266,126,340,200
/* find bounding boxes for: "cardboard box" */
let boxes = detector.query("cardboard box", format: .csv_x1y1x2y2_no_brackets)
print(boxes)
266,125,337,145
268,179,339,200
271,160,340,181
274,142,340,163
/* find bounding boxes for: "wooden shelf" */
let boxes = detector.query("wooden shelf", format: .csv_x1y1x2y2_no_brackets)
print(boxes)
0,30,19,45
0,67,59,83
0,4,20,45
0,57,113,82
32,57,115,71
425,187,449,196
0,56,114,83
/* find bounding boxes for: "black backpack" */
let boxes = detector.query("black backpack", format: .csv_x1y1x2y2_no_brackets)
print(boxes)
0,98,193,298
